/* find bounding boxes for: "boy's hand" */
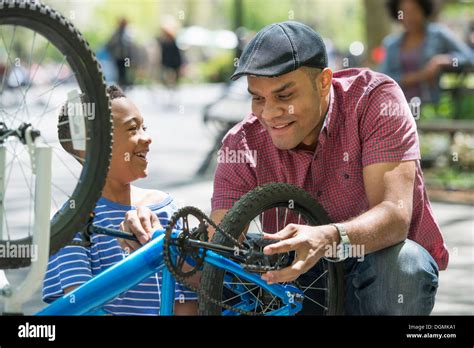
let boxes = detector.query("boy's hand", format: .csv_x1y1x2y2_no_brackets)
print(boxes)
119,206,162,253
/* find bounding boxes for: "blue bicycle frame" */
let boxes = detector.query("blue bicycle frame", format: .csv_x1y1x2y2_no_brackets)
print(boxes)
36,229,303,316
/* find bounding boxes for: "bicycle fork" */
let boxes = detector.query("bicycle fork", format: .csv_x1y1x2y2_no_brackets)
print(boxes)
0,126,52,314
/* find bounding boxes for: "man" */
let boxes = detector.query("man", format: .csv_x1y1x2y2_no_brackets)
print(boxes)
123,21,448,315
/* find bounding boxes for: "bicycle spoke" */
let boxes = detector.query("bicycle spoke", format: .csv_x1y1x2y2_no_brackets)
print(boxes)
3,143,22,201
15,153,35,237
0,29,30,118
14,153,34,200
50,144,81,181
31,91,81,126
254,288,261,313
252,217,263,235
27,31,37,81
0,104,16,122
9,138,81,184
50,180,73,199
0,25,17,95
9,30,39,125
29,55,68,128
32,69,75,101
303,287,327,291
303,294,327,311
302,269,328,293
7,145,70,209
29,40,50,90
232,275,265,309
4,141,78,221
13,38,51,125
222,284,260,304
2,202,11,240
262,293,280,314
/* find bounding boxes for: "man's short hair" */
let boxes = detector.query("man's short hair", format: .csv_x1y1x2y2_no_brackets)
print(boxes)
301,66,321,90
386,0,435,20
58,84,126,160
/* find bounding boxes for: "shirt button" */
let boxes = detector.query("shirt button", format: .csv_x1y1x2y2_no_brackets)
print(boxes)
317,190,322,197
344,173,350,179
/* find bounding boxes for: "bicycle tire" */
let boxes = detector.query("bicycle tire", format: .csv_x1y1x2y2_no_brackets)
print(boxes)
199,183,345,315
0,0,112,268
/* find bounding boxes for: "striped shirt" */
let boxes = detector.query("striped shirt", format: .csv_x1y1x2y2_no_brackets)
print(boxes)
42,193,197,315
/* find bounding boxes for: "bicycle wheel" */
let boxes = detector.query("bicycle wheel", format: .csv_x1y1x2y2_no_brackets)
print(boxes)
199,183,345,315
0,0,112,268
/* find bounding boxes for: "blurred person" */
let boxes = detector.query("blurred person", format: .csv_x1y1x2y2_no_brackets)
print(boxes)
106,17,134,89
379,0,473,103
157,17,183,107
468,19,474,50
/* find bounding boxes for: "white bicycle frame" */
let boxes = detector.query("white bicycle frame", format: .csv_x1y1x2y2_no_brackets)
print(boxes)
0,127,52,313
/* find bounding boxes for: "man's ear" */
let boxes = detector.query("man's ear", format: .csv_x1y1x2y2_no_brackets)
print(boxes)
317,68,332,97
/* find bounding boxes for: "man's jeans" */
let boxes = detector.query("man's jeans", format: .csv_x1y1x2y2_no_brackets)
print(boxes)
343,239,439,315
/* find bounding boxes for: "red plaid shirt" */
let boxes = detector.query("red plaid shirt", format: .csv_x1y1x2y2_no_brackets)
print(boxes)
212,68,449,270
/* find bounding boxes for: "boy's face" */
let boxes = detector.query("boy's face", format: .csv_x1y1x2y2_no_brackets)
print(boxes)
108,97,152,184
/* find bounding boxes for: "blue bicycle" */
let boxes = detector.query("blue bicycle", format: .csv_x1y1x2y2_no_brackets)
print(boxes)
34,182,344,316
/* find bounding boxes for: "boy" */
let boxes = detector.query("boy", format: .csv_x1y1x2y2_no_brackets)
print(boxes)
42,85,197,315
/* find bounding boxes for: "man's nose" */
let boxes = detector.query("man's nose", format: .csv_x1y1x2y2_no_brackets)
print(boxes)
261,102,284,122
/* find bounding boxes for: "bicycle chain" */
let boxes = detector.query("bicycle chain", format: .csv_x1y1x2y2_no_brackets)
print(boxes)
163,206,266,316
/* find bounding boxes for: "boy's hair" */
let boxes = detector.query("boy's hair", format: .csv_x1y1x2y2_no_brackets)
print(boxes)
58,85,126,160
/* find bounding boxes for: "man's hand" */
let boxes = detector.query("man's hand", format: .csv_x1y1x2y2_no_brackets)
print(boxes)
260,224,338,284
422,54,453,84
402,54,452,87
119,206,162,253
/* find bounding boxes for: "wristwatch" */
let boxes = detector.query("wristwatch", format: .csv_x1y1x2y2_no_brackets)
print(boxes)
325,223,351,262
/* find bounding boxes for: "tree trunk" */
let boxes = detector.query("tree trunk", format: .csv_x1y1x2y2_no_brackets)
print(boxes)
363,0,392,66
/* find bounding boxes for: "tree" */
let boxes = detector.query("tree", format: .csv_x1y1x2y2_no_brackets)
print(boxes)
363,0,391,65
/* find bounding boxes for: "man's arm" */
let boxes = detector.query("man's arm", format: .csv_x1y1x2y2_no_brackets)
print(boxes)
208,209,229,239
261,160,416,284
337,160,415,253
